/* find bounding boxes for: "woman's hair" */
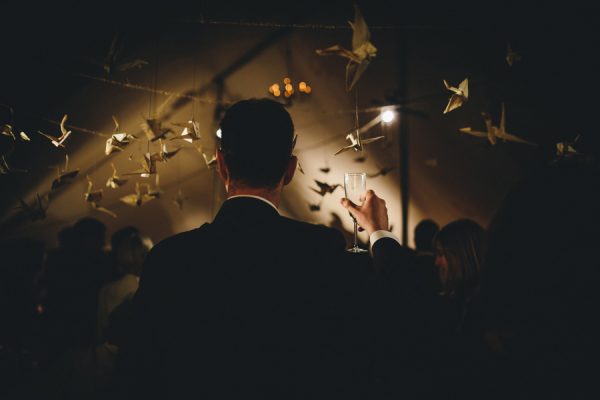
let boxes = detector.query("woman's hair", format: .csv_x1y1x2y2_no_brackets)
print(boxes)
434,219,486,300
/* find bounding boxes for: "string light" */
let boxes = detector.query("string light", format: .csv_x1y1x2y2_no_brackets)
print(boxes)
268,77,312,98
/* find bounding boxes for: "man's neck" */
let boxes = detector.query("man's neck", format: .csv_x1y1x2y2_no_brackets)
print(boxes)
226,185,282,208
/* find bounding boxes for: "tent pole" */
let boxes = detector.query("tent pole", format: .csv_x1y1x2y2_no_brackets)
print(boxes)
397,33,410,246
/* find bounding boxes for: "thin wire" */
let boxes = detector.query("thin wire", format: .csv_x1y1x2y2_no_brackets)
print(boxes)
43,118,109,138
354,87,359,133
150,37,159,117
71,72,233,105
175,18,455,31
192,37,198,119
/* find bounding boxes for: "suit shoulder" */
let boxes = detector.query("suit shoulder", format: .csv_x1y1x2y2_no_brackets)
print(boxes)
147,224,210,261
279,216,346,248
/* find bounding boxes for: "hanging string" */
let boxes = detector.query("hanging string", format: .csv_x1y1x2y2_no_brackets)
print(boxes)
71,72,233,105
149,36,158,118
192,40,198,120
354,86,359,133
173,18,456,31
42,118,109,138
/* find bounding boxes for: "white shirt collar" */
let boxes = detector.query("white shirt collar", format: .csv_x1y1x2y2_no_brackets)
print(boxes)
227,195,279,214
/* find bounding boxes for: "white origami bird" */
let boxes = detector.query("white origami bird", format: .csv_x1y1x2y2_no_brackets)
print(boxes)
105,116,136,155
106,163,128,189
124,152,157,178
172,119,202,143
334,114,385,156
120,182,154,207
38,114,72,148
556,135,581,157
84,176,117,218
316,4,377,91
459,103,535,146
443,78,469,114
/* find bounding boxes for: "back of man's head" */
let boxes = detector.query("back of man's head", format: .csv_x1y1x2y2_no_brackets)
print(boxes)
414,219,440,252
219,98,294,188
73,217,106,252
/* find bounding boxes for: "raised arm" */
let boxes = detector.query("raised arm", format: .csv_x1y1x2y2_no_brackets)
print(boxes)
341,190,415,275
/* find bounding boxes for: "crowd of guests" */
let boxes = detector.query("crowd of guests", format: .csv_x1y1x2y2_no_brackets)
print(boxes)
1,219,152,398
1,98,599,399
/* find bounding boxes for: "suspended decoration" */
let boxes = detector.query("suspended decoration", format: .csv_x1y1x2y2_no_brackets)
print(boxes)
268,77,312,98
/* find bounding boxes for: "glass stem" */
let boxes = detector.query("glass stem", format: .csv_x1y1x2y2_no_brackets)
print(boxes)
353,220,358,249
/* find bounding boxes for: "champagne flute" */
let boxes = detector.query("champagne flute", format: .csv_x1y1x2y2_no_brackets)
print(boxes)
344,172,368,253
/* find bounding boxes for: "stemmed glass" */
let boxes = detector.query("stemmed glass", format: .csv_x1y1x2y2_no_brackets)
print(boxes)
344,172,368,253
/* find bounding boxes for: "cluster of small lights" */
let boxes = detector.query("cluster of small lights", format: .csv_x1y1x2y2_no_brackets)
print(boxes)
268,77,312,98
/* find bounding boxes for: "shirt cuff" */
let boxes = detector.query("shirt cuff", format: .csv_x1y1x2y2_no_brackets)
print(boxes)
369,230,401,252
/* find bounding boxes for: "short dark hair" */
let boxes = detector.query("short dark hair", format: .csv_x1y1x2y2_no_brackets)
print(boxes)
414,219,439,252
73,217,106,248
219,98,295,188
111,226,140,254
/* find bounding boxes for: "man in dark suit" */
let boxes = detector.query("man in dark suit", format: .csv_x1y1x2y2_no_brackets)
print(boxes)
119,99,404,399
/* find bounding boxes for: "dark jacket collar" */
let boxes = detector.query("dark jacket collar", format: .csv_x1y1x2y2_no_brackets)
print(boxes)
212,196,281,225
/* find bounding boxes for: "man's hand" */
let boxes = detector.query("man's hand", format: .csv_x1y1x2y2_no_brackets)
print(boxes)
340,189,390,236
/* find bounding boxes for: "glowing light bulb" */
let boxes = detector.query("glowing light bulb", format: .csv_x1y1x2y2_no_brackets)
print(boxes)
216,128,222,138
381,110,395,123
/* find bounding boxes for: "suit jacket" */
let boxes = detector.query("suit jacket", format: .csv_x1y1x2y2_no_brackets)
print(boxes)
119,197,404,399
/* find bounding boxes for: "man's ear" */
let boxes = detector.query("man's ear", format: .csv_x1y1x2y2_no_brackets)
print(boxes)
216,149,228,183
283,155,297,186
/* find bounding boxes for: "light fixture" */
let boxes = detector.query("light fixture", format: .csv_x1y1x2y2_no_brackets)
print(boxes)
268,77,312,98
381,109,395,124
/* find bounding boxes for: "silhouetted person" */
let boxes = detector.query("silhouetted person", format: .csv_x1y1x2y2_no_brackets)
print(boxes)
415,219,439,253
474,159,600,398
57,226,76,251
413,219,440,295
433,219,485,324
42,226,79,360
0,238,45,397
98,227,152,343
44,218,111,359
119,99,402,399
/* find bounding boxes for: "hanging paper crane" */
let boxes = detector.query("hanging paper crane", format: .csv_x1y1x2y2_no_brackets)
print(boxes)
50,155,79,190
38,114,72,148
334,114,385,155
124,152,157,178
443,78,469,114
171,119,202,143
316,4,377,91
105,116,136,155
106,163,128,189
459,103,536,146
84,176,117,218
120,182,155,207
